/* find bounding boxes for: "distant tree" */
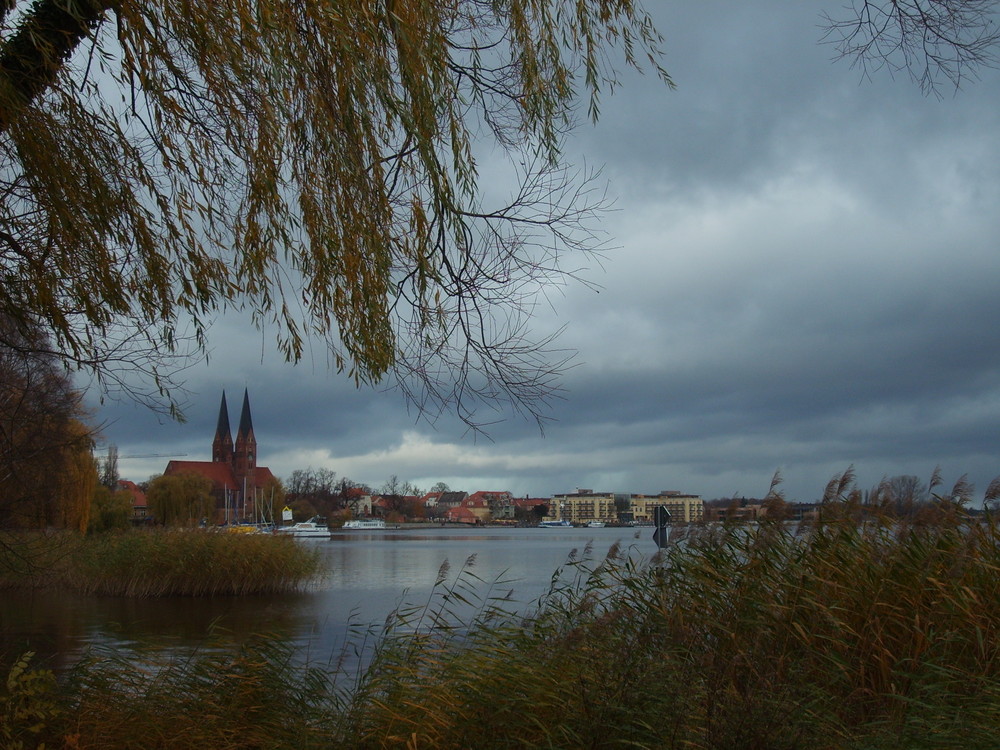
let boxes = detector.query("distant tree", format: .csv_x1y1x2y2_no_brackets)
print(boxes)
614,495,631,515
885,474,929,516
98,445,120,490
88,486,133,533
380,475,403,497
0,317,96,529
429,482,451,494
284,468,340,517
286,468,337,498
380,494,409,518
513,502,546,524
288,499,319,523
377,476,425,520
405,498,427,521
54,420,99,532
146,473,214,527
400,481,423,498
333,477,369,515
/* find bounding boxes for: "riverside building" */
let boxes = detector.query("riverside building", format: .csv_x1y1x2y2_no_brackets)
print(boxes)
548,490,620,525
629,491,704,524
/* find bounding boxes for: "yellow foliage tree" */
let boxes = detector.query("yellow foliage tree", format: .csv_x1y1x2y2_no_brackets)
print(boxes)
88,486,134,533
0,319,96,529
53,420,98,533
146,473,215,527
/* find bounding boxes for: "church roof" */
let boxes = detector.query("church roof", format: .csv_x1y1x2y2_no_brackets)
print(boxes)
164,460,275,492
165,460,238,490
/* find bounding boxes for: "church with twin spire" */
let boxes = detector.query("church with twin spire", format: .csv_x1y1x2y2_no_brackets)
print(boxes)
163,389,276,522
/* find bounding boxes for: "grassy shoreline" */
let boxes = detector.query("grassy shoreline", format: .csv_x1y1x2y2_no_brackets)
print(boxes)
0,528,322,597
5,517,1000,748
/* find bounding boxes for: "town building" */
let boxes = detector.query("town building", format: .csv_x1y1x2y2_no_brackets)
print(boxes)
116,479,148,522
444,506,481,524
421,491,469,509
548,489,619,524
162,389,276,523
629,491,704,524
468,490,515,519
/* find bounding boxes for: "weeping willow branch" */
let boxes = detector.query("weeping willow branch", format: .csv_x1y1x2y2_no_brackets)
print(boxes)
0,0,670,424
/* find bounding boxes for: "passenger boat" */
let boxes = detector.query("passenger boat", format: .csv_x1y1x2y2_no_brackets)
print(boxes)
274,517,331,538
538,519,572,528
587,521,606,528
342,518,387,530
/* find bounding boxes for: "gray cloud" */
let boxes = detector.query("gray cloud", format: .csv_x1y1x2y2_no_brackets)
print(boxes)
96,2,1000,504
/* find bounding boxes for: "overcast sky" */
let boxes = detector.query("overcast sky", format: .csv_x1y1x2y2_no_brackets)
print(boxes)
95,2,1000,504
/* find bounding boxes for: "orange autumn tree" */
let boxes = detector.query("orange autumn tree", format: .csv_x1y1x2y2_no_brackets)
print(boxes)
0,319,97,529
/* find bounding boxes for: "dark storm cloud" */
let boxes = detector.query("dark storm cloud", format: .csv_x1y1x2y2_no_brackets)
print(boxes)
98,1,1000,503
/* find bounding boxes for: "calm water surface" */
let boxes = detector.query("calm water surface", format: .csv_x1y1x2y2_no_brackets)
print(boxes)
2,526,652,672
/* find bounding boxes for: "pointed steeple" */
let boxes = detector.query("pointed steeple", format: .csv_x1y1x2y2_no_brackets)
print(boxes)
212,391,233,464
233,388,257,477
237,388,254,440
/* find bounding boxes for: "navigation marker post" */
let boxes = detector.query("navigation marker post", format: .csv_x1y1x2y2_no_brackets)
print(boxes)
652,505,671,548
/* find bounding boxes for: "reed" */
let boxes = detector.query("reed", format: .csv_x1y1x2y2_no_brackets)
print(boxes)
0,529,322,596
7,518,1000,748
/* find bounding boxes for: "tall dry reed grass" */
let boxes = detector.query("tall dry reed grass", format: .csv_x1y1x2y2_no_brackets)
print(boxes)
6,517,1000,748
0,528,322,596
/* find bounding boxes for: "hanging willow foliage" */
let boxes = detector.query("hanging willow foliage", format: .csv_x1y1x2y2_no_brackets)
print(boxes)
0,0,670,425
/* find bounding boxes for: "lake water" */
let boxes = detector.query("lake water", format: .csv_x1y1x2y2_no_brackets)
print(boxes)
2,526,653,674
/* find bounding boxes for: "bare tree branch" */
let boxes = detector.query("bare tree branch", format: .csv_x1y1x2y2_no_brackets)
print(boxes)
821,0,1000,94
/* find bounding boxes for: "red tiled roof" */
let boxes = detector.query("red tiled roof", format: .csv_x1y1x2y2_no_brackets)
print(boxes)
445,507,479,524
165,460,238,490
164,461,276,492
253,466,276,487
116,479,147,508
467,490,511,503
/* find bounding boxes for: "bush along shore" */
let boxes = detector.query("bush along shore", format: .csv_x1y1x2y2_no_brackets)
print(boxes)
6,517,1000,748
0,528,322,597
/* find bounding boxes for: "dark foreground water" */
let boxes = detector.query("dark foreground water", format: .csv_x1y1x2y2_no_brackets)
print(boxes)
2,525,652,674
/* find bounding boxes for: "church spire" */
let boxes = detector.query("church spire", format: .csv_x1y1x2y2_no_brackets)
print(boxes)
237,388,254,439
233,388,257,477
212,391,233,464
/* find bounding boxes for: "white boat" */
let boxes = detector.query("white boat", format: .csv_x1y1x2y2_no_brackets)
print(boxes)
538,519,572,528
274,517,330,538
587,521,606,528
342,518,387,530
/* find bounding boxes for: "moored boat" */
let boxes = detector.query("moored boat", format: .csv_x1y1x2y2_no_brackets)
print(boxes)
538,519,572,528
274,517,331,538
587,521,606,528
342,518,387,530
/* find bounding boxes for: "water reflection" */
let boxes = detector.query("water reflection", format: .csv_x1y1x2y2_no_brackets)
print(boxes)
2,527,648,672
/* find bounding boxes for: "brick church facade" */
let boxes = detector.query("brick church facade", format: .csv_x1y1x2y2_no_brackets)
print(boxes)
163,389,276,523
